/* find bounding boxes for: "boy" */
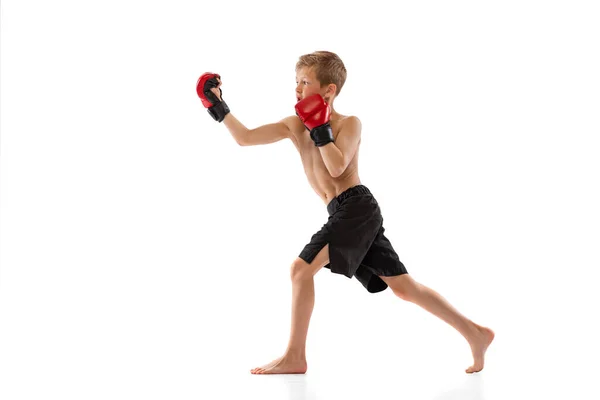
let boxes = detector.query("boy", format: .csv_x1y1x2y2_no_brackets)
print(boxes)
196,51,494,375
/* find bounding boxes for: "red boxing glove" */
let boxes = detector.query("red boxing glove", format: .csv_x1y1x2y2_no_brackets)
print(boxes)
197,72,230,122
295,94,334,146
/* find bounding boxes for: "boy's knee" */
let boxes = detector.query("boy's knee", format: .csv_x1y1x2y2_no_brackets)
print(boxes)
290,258,312,282
384,275,419,301
393,286,413,301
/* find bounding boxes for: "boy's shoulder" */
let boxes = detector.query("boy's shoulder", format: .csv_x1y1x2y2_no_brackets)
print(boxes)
337,115,362,133
280,114,305,132
339,114,360,123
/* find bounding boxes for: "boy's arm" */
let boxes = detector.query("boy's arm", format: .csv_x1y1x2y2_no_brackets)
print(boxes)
294,94,361,178
318,116,362,178
197,72,292,146
223,114,293,146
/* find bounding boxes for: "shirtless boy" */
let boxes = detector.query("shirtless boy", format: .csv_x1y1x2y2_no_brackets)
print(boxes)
196,51,494,375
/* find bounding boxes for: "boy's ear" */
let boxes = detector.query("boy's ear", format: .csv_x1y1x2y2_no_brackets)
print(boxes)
325,83,337,101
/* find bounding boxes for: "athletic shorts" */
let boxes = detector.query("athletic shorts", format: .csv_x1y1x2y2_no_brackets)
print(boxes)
298,184,408,293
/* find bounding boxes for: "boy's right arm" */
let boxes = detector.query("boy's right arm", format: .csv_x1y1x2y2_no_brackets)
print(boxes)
197,72,293,146
223,114,293,146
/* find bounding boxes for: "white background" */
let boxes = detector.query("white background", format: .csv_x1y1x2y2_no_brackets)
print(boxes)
1,0,599,399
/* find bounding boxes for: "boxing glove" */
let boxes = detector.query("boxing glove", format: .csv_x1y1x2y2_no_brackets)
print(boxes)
197,72,230,122
295,94,334,147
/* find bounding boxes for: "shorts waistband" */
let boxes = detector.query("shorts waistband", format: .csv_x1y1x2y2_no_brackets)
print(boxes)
327,184,372,214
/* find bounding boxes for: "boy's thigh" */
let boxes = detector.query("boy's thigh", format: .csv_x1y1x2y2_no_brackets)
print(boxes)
361,227,408,277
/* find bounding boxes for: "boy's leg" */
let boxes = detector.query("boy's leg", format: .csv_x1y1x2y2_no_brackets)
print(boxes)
251,244,330,375
379,274,495,373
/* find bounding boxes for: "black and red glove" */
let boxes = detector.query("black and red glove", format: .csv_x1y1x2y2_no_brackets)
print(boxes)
294,94,334,147
197,72,230,122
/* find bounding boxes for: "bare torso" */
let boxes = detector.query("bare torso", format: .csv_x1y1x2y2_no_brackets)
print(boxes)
284,114,361,205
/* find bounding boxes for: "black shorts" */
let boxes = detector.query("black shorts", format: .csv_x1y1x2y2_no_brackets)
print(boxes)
299,184,408,293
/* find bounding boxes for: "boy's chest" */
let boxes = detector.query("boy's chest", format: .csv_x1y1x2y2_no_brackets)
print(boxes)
290,117,342,156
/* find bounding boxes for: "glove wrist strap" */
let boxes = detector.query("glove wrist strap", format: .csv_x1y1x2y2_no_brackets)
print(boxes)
310,123,334,147
207,101,230,123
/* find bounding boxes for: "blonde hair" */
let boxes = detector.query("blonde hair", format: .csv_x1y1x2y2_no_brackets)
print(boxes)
295,51,347,97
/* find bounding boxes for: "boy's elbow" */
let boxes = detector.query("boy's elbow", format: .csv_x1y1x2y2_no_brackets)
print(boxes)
235,131,250,146
330,166,344,178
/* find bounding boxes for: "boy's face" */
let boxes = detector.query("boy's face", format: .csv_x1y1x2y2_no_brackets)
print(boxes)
295,67,328,103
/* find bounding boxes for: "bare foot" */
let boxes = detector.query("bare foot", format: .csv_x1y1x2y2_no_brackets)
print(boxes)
250,357,281,374
465,324,495,373
250,355,307,375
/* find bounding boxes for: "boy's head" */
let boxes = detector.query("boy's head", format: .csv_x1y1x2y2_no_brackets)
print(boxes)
295,51,347,104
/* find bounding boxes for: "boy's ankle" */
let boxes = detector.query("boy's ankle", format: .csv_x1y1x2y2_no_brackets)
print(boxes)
284,348,306,360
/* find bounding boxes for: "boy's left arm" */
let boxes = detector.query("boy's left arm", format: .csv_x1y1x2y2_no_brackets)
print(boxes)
318,116,362,178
